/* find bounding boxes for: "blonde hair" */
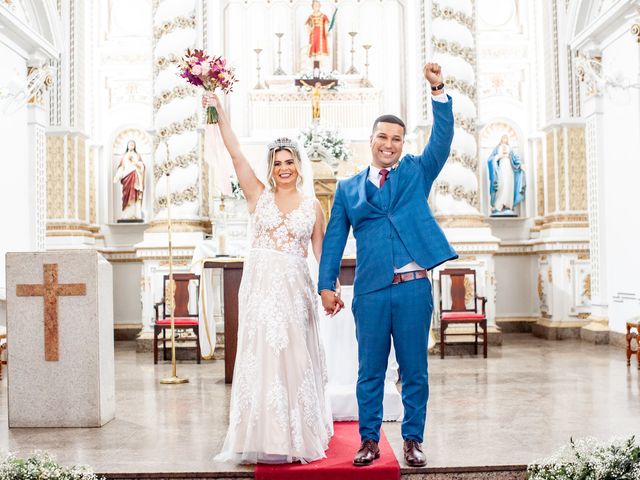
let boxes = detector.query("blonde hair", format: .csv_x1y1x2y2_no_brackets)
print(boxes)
267,146,304,190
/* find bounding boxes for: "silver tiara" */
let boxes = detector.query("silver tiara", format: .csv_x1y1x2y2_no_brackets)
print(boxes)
267,137,298,151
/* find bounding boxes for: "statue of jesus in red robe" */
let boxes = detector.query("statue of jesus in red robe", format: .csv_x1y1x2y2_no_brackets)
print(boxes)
113,140,145,221
306,0,329,58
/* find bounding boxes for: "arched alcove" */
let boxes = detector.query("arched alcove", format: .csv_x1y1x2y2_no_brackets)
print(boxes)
479,119,526,217
110,127,153,223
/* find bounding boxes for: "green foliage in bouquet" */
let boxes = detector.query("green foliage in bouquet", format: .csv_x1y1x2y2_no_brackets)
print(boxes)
0,452,104,480
528,436,640,480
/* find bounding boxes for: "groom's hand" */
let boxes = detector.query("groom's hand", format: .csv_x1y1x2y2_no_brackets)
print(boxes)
320,290,344,317
423,62,443,86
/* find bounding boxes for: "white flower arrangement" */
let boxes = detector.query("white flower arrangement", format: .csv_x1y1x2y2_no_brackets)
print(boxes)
528,436,640,480
0,452,103,480
300,126,352,164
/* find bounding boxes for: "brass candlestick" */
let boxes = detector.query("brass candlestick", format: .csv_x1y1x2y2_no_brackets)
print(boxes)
346,31,359,74
254,48,264,89
274,33,286,75
160,142,189,385
361,44,373,87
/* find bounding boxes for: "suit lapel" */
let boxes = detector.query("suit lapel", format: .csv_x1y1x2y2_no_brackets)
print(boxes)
388,164,398,208
357,167,384,214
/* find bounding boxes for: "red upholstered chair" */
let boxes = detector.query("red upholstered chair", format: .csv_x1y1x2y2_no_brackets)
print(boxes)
438,268,488,359
153,273,201,364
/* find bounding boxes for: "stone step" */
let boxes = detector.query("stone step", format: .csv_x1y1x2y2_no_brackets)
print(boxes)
99,465,528,480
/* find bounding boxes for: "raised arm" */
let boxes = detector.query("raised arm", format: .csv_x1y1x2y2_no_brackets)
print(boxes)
415,63,455,184
203,93,264,209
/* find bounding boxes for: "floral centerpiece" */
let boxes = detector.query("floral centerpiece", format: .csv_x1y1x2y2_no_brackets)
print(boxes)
300,126,352,165
528,436,640,480
178,48,237,123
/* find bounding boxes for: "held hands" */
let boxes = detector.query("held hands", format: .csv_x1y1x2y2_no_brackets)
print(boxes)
423,62,444,88
320,289,345,317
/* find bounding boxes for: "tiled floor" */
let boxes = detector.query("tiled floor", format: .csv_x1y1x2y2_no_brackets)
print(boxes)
1,334,638,476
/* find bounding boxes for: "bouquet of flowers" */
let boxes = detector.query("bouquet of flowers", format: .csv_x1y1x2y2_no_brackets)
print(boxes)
178,48,237,124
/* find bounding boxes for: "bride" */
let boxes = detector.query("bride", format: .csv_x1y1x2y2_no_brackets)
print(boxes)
204,93,339,464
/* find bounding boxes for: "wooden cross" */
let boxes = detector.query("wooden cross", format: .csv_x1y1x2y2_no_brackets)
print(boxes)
16,264,86,362
295,75,336,122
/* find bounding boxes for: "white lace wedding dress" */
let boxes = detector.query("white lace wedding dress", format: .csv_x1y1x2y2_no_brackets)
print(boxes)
215,189,333,464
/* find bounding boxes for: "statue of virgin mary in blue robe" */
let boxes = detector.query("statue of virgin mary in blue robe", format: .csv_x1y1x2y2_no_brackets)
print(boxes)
487,135,526,216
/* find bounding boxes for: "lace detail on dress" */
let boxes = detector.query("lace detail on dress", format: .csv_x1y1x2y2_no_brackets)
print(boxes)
252,190,315,257
214,188,333,464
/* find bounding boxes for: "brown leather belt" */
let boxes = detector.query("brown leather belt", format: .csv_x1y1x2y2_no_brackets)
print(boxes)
391,270,428,285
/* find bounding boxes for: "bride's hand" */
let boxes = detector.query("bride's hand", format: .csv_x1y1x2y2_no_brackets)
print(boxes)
201,92,219,108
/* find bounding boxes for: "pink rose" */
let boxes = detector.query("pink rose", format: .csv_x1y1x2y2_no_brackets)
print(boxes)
191,64,203,75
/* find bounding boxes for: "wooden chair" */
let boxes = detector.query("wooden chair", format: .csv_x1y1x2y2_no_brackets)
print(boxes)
626,320,639,369
438,268,488,359
153,274,201,364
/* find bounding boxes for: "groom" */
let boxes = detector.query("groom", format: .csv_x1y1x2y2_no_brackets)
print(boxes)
318,63,457,467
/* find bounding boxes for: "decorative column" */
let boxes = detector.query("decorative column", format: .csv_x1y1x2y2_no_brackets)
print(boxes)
422,1,500,336
530,2,591,340
149,0,204,230
136,0,208,334
27,65,53,252
45,0,96,248
577,53,608,339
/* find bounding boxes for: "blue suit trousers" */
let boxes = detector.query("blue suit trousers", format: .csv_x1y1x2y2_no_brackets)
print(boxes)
352,277,433,443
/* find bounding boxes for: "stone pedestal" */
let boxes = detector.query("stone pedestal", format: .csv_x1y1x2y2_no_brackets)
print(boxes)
6,250,115,427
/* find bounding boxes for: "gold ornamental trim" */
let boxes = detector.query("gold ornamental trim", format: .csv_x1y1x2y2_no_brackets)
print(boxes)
541,213,589,229
541,221,588,230
449,148,478,171
154,53,181,76
47,221,97,230
154,148,198,181
434,181,479,207
454,113,476,135
153,14,196,42
154,184,199,214
45,231,96,238
432,2,474,30
432,37,475,66
154,85,199,112
157,113,199,141
434,214,487,228
444,76,476,101
632,23,640,43
146,218,210,233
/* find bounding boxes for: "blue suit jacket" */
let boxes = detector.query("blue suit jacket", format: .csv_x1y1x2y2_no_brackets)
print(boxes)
318,97,458,296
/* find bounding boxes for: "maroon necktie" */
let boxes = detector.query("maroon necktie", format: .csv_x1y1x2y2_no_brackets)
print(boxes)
379,168,390,187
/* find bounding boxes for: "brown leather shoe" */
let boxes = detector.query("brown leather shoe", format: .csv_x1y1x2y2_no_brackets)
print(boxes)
403,439,427,467
353,439,380,466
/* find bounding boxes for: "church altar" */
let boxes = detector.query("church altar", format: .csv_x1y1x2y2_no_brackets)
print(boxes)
248,77,381,137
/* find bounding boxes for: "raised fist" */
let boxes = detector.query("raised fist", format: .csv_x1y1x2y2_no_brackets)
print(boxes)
423,63,443,87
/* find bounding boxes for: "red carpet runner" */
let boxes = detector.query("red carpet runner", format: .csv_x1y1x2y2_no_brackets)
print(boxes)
255,421,400,480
